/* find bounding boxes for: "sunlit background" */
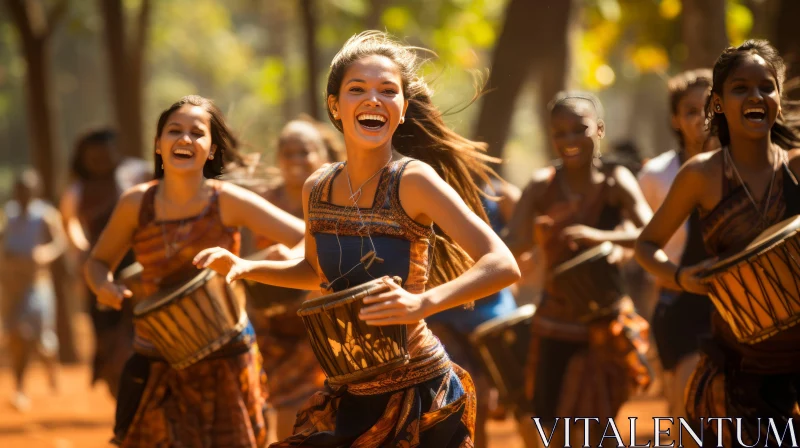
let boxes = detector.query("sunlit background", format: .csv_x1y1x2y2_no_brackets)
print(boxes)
0,0,797,193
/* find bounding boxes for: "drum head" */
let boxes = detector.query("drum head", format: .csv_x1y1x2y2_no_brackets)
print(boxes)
118,262,143,282
552,241,614,277
471,304,536,342
133,269,216,317
297,276,402,316
702,215,800,277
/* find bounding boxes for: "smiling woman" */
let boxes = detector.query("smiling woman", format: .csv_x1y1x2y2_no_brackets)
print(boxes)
83,95,305,447
634,40,800,446
193,31,521,448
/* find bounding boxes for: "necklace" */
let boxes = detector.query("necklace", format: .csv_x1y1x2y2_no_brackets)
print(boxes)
724,146,778,230
157,184,203,258
343,153,394,204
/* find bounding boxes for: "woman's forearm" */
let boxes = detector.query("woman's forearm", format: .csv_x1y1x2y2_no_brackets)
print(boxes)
422,252,520,316
84,257,115,295
240,257,321,291
634,240,681,290
597,228,642,248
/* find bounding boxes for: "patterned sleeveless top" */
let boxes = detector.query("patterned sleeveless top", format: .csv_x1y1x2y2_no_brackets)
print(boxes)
699,153,800,373
131,180,241,355
307,158,438,355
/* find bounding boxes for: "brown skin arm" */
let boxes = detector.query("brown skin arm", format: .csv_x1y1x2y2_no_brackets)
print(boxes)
83,185,147,309
635,152,720,295
195,166,325,290
218,182,305,254
502,168,552,256
358,161,520,325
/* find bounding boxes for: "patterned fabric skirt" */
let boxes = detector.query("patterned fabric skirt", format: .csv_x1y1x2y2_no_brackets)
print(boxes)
686,352,800,447
120,343,269,448
526,303,651,425
269,363,476,448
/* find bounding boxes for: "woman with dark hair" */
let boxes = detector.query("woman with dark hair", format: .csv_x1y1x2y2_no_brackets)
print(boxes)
59,129,147,398
504,91,653,447
635,40,800,446
84,95,305,447
195,31,520,447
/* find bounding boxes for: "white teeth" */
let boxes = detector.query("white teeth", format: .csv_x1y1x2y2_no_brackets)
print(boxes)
357,114,387,123
173,148,193,156
744,108,765,114
564,147,580,156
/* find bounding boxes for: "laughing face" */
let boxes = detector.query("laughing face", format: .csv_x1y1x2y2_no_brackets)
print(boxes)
278,122,328,188
156,105,216,175
714,54,781,143
328,55,408,152
549,101,604,169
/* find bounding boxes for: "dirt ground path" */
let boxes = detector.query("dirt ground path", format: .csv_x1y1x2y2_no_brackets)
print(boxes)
0,314,669,448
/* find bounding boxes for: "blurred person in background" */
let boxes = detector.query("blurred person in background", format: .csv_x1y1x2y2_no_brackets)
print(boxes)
637,69,716,429
425,176,520,448
1,169,66,411
243,116,343,442
59,129,151,398
505,91,653,447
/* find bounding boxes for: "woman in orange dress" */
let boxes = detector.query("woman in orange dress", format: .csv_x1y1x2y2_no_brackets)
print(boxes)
84,95,305,447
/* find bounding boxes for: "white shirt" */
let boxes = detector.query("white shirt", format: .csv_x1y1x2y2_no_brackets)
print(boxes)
638,150,688,264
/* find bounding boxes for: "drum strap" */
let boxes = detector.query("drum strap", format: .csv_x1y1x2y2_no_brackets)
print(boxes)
333,344,452,396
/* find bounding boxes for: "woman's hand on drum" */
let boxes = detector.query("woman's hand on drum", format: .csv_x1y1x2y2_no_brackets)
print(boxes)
193,247,250,283
359,277,430,326
96,281,132,310
677,259,717,295
561,224,604,251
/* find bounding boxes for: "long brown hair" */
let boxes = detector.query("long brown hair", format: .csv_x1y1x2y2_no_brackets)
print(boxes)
153,95,245,179
706,40,800,150
326,31,499,288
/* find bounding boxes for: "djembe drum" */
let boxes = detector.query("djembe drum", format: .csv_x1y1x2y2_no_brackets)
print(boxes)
470,304,536,414
700,215,800,344
133,269,247,369
297,277,409,386
551,241,627,320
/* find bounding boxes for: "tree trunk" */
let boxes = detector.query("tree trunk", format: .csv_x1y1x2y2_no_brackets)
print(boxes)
5,0,79,364
300,0,321,119
473,0,574,166
682,0,728,69
472,0,539,163
775,0,800,81
530,1,576,159
99,0,151,159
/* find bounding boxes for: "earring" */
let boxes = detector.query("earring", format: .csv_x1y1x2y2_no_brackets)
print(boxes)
208,154,214,160
155,149,161,154
715,104,722,112
400,117,405,124
333,113,339,119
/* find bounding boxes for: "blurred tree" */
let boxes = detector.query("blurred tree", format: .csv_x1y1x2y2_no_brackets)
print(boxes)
473,0,576,164
300,0,321,119
5,0,79,364
775,0,800,81
682,0,728,68
98,0,151,159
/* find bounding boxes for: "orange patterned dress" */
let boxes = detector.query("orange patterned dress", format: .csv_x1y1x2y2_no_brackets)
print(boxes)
116,180,269,448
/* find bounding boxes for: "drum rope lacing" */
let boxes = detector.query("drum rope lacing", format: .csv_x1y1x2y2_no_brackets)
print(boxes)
724,146,779,231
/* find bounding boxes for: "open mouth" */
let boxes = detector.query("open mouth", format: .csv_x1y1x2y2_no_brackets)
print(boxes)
562,147,581,157
172,148,195,160
357,113,387,131
744,107,766,122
